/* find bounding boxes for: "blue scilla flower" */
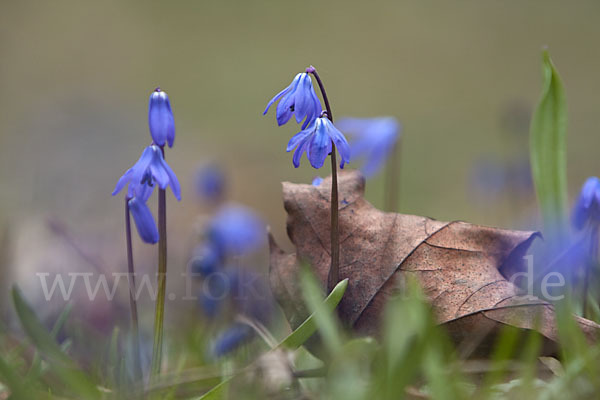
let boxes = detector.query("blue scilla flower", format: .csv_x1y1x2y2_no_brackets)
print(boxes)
195,163,226,203
212,323,252,357
264,72,322,129
128,197,159,244
190,242,223,277
148,88,175,148
335,117,401,177
112,145,182,201
207,204,265,255
287,116,351,169
312,176,323,186
573,177,600,230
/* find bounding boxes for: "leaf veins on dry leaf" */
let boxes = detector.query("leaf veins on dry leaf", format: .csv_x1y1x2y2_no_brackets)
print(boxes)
269,170,599,355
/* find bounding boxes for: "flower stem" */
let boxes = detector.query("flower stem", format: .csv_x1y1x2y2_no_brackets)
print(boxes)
125,198,142,382
384,139,401,212
308,66,340,293
583,226,598,318
151,147,168,377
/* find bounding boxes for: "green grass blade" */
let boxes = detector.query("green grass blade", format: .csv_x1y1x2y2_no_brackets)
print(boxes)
529,48,568,240
11,286,100,399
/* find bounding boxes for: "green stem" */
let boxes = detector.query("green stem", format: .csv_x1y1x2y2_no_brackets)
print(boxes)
125,198,142,382
583,226,598,318
151,148,168,377
307,66,340,293
384,139,401,212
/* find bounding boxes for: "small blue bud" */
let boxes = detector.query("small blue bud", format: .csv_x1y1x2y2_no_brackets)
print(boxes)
148,88,175,148
128,197,159,244
312,176,323,186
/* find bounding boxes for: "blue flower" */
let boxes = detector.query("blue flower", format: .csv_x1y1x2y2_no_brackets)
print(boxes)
287,117,351,169
212,323,252,357
112,145,181,201
190,242,223,276
207,204,265,255
312,176,323,186
335,117,401,177
573,177,600,230
128,197,159,244
195,163,226,203
264,72,322,129
148,88,175,148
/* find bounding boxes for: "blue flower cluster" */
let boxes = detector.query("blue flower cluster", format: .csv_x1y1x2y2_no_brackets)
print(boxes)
189,203,271,357
112,88,180,243
264,70,351,170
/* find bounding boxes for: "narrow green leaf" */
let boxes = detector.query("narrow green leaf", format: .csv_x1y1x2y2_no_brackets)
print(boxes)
529,48,568,240
300,268,343,354
277,278,348,350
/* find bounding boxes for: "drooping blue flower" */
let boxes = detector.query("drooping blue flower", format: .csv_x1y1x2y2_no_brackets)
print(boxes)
573,177,600,230
263,72,322,129
312,176,323,186
212,323,253,357
128,197,159,244
195,163,226,203
148,88,175,148
335,117,401,177
287,117,351,169
207,204,265,255
112,145,181,201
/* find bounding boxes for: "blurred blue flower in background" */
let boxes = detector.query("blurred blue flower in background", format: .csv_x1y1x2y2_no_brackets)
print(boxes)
263,72,322,129
207,204,266,256
128,197,159,244
312,176,323,186
336,117,401,177
195,163,226,204
148,88,175,148
573,176,600,230
212,323,253,358
190,242,223,276
112,145,181,201
287,117,351,169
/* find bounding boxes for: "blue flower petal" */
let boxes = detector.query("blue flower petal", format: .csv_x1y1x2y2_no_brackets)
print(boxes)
128,197,159,244
286,127,313,152
307,119,331,169
212,323,252,357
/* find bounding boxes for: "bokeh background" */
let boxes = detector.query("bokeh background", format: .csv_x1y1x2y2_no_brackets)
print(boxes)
1,0,599,326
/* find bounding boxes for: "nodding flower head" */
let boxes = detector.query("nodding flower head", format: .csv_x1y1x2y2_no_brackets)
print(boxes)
286,117,351,169
112,145,181,201
573,177,600,230
336,117,401,177
207,204,265,256
128,197,159,244
149,88,175,148
263,72,322,129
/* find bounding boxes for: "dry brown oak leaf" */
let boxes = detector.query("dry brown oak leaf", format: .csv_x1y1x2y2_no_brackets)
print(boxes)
269,170,600,353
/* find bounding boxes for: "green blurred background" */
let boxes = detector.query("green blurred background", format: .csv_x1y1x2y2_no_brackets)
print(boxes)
1,0,600,297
